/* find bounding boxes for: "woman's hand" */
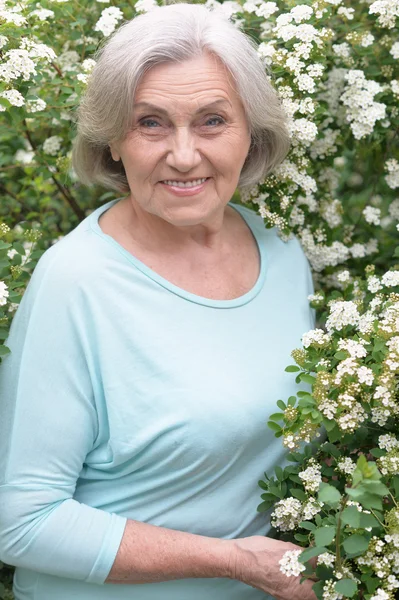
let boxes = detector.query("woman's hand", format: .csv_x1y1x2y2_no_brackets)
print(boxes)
227,536,317,600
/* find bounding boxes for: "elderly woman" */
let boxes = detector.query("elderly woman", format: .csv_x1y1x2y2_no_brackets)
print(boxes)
0,3,316,600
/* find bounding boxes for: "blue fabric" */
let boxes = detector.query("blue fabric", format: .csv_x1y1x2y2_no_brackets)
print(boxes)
0,199,315,599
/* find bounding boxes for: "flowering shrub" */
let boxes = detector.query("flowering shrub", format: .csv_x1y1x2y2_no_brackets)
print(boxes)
0,0,398,598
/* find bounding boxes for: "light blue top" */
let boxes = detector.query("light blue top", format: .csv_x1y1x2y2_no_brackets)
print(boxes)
0,199,315,600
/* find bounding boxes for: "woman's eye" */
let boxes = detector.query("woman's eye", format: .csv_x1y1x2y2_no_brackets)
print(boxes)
204,116,225,127
140,118,160,128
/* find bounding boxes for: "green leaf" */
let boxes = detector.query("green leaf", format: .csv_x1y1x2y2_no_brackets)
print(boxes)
335,579,358,598
392,476,399,497
314,526,335,547
285,365,300,372
0,241,11,250
267,421,282,432
287,396,296,406
300,521,316,531
341,506,361,528
322,418,336,432
369,448,385,458
277,400,286,411
0,345,10,357
343,534,369,556
275,466,284,481
312,580,325,600
291,488,308,501
299,546,328,564
294,533,309,543
257,501,273,512
269,412,284,422
318,483,341,507
300,374,316,385
359,513,380,529
334,351,348,360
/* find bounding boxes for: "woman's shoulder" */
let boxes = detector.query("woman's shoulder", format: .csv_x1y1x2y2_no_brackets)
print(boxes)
26,210,113,298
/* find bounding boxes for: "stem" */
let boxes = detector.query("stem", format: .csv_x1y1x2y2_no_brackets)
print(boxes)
369,508,387,530
335,496,348,571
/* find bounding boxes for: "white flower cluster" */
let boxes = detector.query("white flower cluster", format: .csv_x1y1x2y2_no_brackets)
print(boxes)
385,159,399,189
0,281,9,306
363,206,381,225
302,328,331,348
271,497,303,531
299,460,322,493
43,135,63,156
318,552,336,567
336,457,356,475
381,270,399,287
135,0,158,13
94,7,124,37
243,0,278,19
279,549,306,577
369,0,399,29
29,7,55,21
337,338,367,358
340,70,386,140
379,434,399,452
326,300,360,331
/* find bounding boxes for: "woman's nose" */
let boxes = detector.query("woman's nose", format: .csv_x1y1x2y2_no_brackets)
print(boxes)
165,127,202,171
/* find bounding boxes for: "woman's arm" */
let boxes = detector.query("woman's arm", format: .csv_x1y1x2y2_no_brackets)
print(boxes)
105,519,316,600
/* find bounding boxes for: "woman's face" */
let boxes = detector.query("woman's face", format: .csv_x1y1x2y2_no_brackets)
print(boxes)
109,52,252,227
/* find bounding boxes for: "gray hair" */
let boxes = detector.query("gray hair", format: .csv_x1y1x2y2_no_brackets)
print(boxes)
71,2,290,194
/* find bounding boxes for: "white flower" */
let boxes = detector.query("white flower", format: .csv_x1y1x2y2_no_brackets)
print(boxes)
0,49,37,83
43,135,63,156
289,118,318,145
26,98,46,113
357,366,374,386
333,42,351,58
94,6,124,37
370,589,390,600
29,8,55,20
77,73,89,83
81,58,96,72
385,159,399,189
0,9,27,26
336,457,356,475
255,2,279,18
0,89,25,109
14,149,35,164
0,281,9,306
0,35,8,49
368,275,382,293
19,39,56,62
279,550,306,577
369,1,399,29
391,42,399,59
299,461,322,493
271,497,303,531
361,33,375,47
302,328,330,348
363,206,381,225
135,0,158,13
337,270,351,283
337,6,354,19
382,270,399,287
337,339,367,358
379,434,399,452
317,552,335,567
290,5,313,23
326,300,360,331
341,70,386,140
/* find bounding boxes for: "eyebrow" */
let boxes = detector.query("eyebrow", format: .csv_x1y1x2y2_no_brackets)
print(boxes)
133,99,232,116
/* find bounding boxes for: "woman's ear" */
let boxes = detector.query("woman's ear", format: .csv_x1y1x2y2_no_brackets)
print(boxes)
109,144,120,162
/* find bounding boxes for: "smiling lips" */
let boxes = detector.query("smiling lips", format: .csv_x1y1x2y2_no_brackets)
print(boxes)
160,177,209,188
159,178,210,196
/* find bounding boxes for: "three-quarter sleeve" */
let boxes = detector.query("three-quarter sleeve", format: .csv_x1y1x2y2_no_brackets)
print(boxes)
0,249,127,584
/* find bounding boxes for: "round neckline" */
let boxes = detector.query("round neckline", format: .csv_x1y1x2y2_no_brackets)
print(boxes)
89,198,267,309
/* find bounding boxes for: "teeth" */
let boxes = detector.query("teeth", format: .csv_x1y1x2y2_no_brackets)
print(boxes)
162,178,207,188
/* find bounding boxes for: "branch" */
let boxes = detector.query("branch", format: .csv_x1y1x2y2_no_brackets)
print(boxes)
22,119,85,221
